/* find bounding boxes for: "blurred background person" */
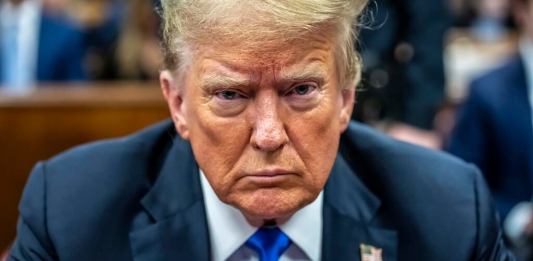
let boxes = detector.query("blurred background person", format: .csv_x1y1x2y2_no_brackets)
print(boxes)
352,0,451,149
113,0,161,80
65,0,124,80
64,0,161,81
355,0,451,131
0,0,86,92
356,0,520,150
447,0,533,255
444,0,517,107
470,0,512,42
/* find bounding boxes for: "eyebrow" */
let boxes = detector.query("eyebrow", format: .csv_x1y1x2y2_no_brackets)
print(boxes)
199,74,250,91
278,63,328,85
198,61,328,91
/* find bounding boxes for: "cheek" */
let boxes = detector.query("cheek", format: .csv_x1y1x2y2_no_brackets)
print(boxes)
187,101,251,186
292,89,342,140
285,92,341,183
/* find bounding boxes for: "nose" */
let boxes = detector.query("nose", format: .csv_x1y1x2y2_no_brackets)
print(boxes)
250,93,289,152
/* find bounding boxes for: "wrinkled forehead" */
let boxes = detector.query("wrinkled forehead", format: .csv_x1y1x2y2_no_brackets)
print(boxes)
180,32,339,88
194,30,335,67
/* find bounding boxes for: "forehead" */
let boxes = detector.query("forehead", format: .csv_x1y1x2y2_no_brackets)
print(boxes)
187,32,337,78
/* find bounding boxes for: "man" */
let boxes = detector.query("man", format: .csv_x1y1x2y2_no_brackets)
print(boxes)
447,0,533,223
0,0,86,90
10,0,512,260
447,0,533,257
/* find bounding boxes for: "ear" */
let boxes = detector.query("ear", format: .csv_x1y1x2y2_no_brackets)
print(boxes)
339,87,355,133
160,70,190,140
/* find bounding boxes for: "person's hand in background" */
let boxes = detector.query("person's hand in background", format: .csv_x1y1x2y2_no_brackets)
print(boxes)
505,202,533,260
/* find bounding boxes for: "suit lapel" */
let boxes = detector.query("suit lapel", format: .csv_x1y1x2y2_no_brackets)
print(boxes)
129,136,210,261
322,155,398,261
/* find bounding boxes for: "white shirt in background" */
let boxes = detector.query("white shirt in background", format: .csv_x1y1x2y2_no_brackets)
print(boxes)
0,0,41,92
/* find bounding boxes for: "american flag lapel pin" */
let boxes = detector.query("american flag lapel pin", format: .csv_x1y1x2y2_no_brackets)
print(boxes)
360,243,383,261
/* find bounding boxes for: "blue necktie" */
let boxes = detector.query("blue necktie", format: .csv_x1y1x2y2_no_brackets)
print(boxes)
246,227,291,261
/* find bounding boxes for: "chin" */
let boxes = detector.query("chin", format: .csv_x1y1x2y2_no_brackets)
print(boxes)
231,188,316,224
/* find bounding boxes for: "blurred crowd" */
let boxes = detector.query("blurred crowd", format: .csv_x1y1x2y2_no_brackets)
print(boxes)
0,0,161,91
0,0,532,258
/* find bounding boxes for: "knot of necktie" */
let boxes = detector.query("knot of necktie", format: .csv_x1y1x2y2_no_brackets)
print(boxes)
245,226,291,261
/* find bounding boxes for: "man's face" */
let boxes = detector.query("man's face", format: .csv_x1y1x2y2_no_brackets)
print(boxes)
516,0,533,41
161,31,354,224
524,1,533,41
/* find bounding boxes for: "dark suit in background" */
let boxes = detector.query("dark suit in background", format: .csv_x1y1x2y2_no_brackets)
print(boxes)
0,12,86,83
35,13,86,82
10,120,513,260
355,0,451,129
447,56,533,220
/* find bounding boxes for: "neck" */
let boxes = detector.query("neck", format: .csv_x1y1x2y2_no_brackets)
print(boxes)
244,214,291,227
262,219,277,227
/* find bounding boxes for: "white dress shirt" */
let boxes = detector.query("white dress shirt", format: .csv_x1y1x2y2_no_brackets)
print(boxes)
200,171,323,261
519,37,533,131
0,0,41,91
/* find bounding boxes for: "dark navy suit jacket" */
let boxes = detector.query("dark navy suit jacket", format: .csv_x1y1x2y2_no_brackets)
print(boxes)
447,56,533,220
0,12,86,83
10,120,513,260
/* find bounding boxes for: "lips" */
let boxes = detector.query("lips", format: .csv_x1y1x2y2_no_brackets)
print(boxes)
239,168,298,184
248,169,294,177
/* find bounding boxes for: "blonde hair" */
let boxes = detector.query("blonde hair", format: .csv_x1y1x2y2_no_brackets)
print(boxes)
160,0,368,88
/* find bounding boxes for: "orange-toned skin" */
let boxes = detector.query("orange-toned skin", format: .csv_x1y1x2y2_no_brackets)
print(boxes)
161,32,355,226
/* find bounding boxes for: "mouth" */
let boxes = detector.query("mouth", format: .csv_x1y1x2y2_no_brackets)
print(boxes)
249,169,294,177
241,168,298,185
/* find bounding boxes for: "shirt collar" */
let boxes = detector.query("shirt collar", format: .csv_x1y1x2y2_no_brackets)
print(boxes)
200,170,323,261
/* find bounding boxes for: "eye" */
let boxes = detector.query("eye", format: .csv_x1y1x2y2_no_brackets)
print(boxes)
286,83,317,96
215,90,246,100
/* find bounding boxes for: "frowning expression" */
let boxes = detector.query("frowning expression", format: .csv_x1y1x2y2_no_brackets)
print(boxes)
161,32,355,224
